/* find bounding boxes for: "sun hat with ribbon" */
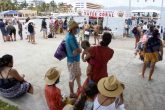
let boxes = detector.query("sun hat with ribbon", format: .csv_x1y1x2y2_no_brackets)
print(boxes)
97,75,124,97
44,67,60,85
68,20,79,31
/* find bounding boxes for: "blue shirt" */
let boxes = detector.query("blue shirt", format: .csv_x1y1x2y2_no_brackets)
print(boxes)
65,32,80,63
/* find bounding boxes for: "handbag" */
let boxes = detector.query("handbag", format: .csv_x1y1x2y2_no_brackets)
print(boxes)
54,40,67,60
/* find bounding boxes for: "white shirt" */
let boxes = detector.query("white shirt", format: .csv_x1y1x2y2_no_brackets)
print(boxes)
93,95,117,110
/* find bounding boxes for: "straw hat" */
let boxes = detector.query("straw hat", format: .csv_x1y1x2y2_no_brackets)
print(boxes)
44,67,60,85
97,75,124,97
68,20,78,31
63,104,73,110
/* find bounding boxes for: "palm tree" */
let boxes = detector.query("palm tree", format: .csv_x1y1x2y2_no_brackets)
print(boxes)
50,0,55,12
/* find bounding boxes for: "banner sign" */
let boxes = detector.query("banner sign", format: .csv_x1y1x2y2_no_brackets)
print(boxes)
83,9,125,18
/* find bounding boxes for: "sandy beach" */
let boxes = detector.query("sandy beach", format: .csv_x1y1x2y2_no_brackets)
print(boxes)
0,24,165,110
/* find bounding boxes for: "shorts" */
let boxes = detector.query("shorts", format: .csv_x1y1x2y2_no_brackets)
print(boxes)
29,32,35,36
67,62,81,82
144,52,159,63
9,28,16,36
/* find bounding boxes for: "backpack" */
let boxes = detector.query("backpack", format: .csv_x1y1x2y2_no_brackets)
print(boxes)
28,23,34,33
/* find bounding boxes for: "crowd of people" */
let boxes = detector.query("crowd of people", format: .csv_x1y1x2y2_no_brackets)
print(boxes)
44,20,125,110
0,17,36,44
0,20,126,110
0,16,107,46
0,16,164,110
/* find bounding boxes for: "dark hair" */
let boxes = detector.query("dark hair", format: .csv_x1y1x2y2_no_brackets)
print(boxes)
152,29,159,39
100,32,112,46
74,83,98,110
81,40,90,50
149,25,154,32
25,17,30,23
0,54,13,68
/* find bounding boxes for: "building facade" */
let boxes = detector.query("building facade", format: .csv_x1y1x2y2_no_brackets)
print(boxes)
58,3,73,13
74,1,102,11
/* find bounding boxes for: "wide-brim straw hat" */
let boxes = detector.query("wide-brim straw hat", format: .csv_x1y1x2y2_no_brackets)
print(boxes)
98,75,123,97
44,67,60,85
68,20,79,31
63,104,73,110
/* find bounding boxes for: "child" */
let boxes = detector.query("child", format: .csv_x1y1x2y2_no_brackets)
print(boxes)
81,40,93,83
44,67,64,110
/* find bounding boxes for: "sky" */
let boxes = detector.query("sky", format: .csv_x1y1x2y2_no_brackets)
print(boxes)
38,0,164,7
